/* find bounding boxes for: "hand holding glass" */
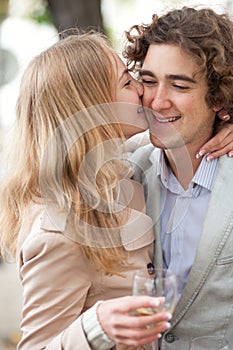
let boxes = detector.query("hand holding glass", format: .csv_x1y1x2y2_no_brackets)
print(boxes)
132,268,177,350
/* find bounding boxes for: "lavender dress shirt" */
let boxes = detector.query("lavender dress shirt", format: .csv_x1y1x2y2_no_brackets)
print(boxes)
157,151,219,300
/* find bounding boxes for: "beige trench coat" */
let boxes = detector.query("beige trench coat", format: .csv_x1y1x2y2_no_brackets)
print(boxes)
16,180,155,350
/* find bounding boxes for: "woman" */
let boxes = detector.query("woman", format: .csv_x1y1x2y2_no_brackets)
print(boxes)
0,32,232,350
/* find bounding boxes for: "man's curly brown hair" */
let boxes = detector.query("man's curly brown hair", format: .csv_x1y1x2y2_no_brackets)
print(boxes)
123,7,233,131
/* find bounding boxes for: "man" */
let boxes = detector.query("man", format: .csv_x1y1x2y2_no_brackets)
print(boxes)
124,7,233,348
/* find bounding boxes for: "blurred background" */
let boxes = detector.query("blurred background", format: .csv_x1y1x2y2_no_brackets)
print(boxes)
0,0,232,348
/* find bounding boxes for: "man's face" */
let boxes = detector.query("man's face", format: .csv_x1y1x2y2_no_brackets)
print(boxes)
141,44,216,154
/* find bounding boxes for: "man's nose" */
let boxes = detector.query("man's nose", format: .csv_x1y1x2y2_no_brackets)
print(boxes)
151,88,171,110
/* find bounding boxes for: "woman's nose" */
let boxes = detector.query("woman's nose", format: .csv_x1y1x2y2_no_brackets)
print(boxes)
138,82,144,97
132,79,143,97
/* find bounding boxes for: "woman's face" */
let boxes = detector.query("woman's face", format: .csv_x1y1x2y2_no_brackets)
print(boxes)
114,54,148,138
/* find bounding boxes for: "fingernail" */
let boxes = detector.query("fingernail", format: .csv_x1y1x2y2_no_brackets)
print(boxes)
196,149,206,159
165,322,171,329
206,155,214,162
222,114,230,120
228,151,233,157
151,299,160,307
165,312,172,320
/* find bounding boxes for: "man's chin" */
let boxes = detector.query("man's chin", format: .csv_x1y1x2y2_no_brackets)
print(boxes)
149,134,185,150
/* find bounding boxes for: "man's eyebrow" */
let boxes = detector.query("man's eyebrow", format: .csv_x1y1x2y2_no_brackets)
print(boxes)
168,74,196,84
139,70,196,84
139,70,155,77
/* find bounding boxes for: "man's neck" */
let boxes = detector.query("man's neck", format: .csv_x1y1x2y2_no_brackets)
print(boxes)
164,146,202,190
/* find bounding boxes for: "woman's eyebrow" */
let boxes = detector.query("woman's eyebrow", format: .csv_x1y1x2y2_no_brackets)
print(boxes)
118,68,128,82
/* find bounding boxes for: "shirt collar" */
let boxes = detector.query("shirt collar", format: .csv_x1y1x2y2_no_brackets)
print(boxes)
193,155,219,191
151,149,219,194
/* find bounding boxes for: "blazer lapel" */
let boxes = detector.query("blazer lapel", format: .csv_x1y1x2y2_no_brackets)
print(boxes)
172,156,233,325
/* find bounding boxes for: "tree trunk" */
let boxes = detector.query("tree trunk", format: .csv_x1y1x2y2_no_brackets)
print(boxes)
47,0,105,35
0,0,9,23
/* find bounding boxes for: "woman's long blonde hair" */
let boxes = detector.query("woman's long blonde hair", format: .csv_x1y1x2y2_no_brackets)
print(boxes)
0,32,130,274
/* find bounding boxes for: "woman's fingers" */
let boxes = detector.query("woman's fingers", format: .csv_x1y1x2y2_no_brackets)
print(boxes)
97,296,171,347
105,315,170,347
99,295,164,314
196,124,233,159
217,108,230,121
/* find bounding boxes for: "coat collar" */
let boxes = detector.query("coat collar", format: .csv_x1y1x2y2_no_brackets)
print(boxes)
40,203,154,252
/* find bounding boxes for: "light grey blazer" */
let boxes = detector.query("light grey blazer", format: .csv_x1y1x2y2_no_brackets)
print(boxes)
131,145,233,349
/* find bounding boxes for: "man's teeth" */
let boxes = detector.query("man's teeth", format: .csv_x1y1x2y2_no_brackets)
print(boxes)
156,116,179,123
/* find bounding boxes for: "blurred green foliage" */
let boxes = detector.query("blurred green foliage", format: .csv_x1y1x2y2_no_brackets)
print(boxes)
29,5,52,24
27,0,52,24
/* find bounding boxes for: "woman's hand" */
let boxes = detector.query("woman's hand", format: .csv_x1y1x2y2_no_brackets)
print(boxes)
196,109,233,160
97,296,171,348
196,123,233,160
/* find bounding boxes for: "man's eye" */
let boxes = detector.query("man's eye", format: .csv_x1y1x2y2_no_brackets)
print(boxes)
141,79,156,85
124,80,132,87
173,84,189,90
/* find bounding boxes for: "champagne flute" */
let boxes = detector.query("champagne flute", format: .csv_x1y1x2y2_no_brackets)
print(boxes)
189,336,229,350
132,267,177,350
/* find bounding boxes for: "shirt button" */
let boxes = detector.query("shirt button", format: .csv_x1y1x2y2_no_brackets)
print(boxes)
165,332,175,343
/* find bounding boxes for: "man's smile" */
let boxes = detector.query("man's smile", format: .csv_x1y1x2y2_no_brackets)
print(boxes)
151,112,181,123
